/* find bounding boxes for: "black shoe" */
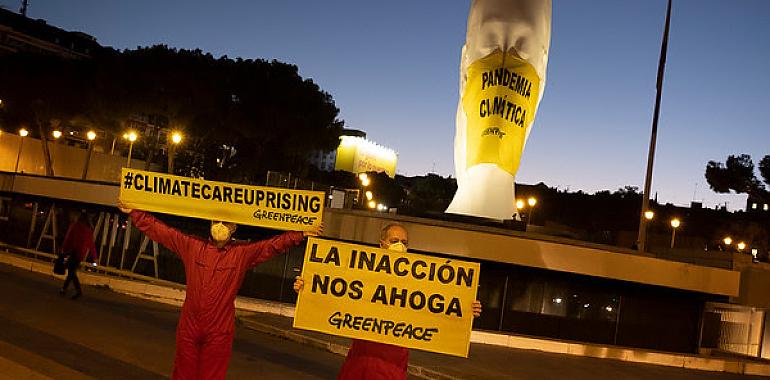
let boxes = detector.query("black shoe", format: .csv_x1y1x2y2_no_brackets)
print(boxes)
59,288,66,296
71,291,82,300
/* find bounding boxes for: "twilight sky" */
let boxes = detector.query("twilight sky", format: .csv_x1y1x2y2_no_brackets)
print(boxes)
6,0,769,210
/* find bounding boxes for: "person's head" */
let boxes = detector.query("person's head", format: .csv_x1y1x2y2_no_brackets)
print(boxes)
380,223,408,252
210,220,237,244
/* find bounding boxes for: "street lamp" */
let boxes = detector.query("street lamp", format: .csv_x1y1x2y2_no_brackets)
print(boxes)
737,242,746,252
723,237,732,247
52,130,62,139
168,131,183,174
365,191,373,201
358,173,371,207
644,210,655,220
14,128,28,172
124,131,138,168
81,130,97,179
527,197,538,225
516,199,525,210
670,218,680,249
368,200,376,209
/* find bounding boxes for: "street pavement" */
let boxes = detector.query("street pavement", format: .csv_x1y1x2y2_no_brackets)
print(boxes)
0,261,766,380
0,263,342,379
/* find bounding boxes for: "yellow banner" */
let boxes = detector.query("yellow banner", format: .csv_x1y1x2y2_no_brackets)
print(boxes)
463,51,541,175
294,237,480,357
119,168,324,231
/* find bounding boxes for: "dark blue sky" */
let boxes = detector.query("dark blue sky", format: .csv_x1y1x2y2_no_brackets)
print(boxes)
6,0,769,210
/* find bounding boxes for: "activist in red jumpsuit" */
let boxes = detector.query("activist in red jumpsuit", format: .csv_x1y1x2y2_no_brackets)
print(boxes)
294,223,482,380
119,202,320,380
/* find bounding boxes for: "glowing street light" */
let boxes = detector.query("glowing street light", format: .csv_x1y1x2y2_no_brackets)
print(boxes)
171,131,183,144
368,200,376,209
670,218,681,249
15,128,29,172
82,130,98,179
52,130,62,139
737,242,746,251
168,131,183,174
516,199,525,210
527,197,538,226
365,191,373,201
124,131,138,167
644,210,655,220
723,237,732,246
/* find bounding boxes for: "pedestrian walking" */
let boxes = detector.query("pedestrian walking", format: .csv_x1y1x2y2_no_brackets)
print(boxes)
59,210,98,300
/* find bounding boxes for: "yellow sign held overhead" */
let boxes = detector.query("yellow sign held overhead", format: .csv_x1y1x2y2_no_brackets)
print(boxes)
294,237,480,357
119,168,324,231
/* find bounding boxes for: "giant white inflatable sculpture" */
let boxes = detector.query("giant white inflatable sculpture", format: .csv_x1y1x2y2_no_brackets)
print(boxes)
446,0,552,220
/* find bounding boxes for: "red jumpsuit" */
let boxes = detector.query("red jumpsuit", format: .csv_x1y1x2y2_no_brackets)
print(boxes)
130,210,304,380
338,339,409,380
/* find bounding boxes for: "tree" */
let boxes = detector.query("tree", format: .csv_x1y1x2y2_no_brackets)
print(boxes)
0,53,91,175
0,45,344,183
705,154,770,203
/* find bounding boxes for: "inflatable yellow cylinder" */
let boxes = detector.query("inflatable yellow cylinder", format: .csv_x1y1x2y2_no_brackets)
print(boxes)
446,0,551,220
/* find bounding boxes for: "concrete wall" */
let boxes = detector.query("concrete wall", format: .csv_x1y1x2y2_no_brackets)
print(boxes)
732,254,770,309
322,209,740,297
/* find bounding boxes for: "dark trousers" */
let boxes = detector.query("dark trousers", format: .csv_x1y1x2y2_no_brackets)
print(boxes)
62,257,81,292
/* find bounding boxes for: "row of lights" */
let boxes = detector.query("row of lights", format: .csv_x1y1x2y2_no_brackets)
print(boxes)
722,237,750,252
643,210,680,228
643,210,681,248
358,173,387,212
515,197,537,209
13,127,182,145
646,210,757,254
12,128,184,171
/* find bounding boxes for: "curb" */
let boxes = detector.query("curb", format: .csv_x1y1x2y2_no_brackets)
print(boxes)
237,318,461,380
3,247,770,377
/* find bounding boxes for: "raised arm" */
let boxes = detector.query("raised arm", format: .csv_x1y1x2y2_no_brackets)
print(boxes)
127,209,195,263
243,231,305,268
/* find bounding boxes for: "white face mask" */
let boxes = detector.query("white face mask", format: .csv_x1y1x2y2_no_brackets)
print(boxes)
388,242,407,253
211,223,232,242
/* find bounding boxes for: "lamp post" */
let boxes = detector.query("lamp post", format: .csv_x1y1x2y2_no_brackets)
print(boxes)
723,237,732,251
124,131,137,168
81,130,97,179
14,128,28,172
637,0,673,253
167,131,183,174
670,218,680,249
644,210,654,221
358,173,370,207
527,197,537,225
50,130,62,173
737,242,746,252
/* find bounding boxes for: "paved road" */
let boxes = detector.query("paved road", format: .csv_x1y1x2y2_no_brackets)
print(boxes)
0,263,343,379
0,262,766,380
